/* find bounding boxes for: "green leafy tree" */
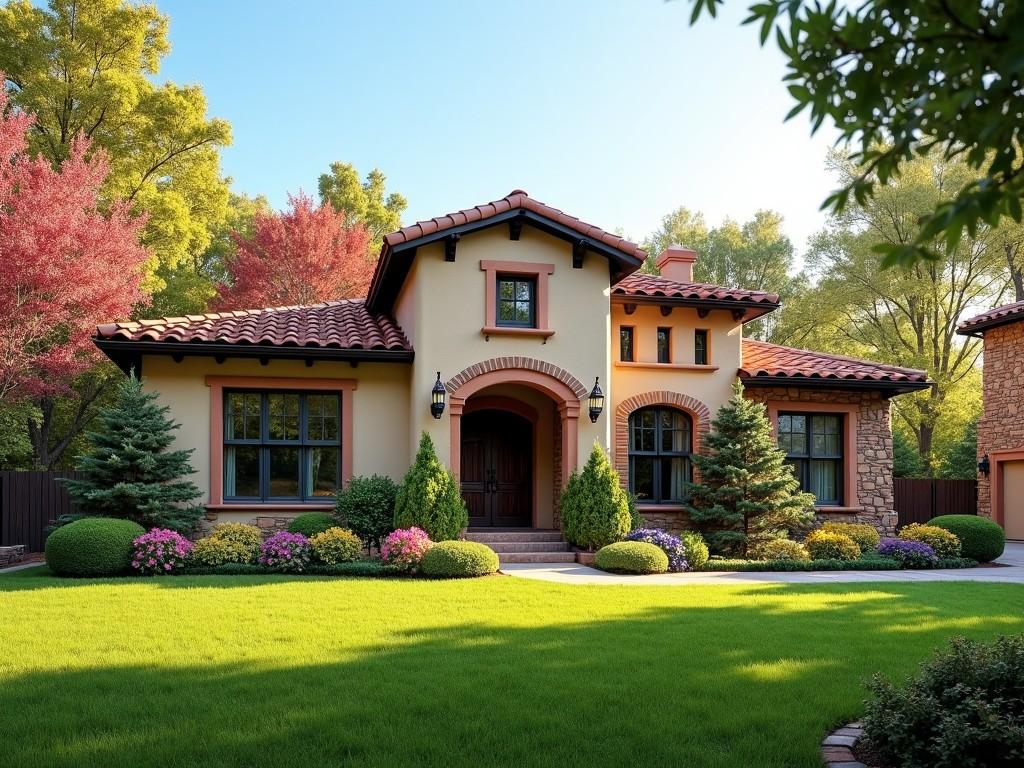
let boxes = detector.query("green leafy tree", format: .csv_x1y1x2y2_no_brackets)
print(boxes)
394,433,468,541
559,442,632,551
893,429,925,479
686,381,815,556
689,0,1024,267
938,419,979,480
64,374,203,532
318,162,407,245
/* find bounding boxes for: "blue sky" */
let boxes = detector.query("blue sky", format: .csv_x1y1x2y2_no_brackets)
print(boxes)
158,0,840,254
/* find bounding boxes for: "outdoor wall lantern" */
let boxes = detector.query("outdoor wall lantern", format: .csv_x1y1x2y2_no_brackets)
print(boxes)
588,377,604,423
430,372,446,419
978,454,991,476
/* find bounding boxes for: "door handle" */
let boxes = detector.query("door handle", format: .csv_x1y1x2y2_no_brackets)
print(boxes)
487,469,497,494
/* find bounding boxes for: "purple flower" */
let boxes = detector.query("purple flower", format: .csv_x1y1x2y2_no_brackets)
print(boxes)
626,528,689,572
258,531,311,572
878,537,938,568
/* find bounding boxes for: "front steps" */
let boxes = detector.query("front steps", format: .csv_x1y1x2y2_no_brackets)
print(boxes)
464,529,576,563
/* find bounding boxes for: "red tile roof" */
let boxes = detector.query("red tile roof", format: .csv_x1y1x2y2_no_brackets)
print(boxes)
740,339,929,390
95,299,411,352
612,273,780,306
957,300,1024,335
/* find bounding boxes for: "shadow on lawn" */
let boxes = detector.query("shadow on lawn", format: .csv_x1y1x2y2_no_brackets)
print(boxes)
1,581,1022,768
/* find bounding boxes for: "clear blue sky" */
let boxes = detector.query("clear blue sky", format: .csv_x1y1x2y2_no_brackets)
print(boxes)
158,0,840,255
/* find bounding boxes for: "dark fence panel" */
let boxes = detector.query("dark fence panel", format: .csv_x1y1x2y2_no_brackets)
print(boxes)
894,478,977,528
0,471,82,552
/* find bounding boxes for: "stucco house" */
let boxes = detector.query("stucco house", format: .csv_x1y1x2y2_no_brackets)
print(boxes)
93,191,929,556
958,301,1024,540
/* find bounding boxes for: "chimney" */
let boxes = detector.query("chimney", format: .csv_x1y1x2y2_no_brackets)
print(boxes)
655,245,698,283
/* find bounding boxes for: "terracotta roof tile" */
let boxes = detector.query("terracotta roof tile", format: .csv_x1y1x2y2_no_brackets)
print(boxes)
740,339,929,387
612,273,781,306
957,300,1024,335
95,299,412,352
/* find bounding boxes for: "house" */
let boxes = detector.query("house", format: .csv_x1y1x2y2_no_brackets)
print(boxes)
958,301,1024,539
94,190,929,541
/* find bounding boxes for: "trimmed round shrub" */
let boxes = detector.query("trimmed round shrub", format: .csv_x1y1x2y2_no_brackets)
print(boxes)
336,474,398,548
899,523,962,559
310,527,362,565
804,529,860,561
45,517,145,577
879,537,938,568
258,531,311,572
754,538,810,562
680,531,710,570
864,634,1024,768
130,528,193,575
380,526,433,572
420,541,499,577
287,512,338,538
594,541,669,574
626,528,688,572
820,521,881,553
930,515,1005,562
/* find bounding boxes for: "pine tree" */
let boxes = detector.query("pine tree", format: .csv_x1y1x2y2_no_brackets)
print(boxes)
560,442,632,551
64,374,203,532
686,381,815,556
393,432,468,541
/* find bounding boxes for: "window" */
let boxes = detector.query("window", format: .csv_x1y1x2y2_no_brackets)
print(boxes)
628,407,692,504
657,327,671,363
620,326,634,362
496,276,536,327
694,329,709,365
778,413,843,505
224,391,341,502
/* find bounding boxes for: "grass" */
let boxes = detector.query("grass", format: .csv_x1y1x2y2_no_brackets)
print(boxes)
1,567,1022,768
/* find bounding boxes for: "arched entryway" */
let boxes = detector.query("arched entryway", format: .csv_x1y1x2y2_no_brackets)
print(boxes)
461,405,534,527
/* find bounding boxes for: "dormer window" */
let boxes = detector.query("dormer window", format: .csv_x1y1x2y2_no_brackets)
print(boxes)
496,275,536,328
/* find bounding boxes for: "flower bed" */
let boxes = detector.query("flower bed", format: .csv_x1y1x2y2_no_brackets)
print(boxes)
701,555,977,572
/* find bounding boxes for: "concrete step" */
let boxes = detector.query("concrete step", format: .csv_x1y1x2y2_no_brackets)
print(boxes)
498,551,577,564
485,541,570,553
464,530,563,543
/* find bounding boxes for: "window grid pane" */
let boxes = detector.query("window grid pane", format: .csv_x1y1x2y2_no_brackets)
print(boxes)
496,277,536,327
695,330,708,365
777,412,843,505
627,407,693,504
620,327,634,362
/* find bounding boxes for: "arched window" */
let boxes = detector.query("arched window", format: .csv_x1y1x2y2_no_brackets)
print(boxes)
628,407,692,504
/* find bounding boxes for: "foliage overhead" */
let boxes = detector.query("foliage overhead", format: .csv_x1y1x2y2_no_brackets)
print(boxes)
689,0,1024,267
318,162,407,244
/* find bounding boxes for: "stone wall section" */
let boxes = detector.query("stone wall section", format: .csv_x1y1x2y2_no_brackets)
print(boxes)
976,321,1024,518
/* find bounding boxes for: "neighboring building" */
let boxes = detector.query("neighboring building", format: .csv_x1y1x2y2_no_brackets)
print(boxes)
958,301,1024,539
94,191,928,537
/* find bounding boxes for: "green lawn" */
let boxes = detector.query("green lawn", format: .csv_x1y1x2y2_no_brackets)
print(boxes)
2,568,1022,768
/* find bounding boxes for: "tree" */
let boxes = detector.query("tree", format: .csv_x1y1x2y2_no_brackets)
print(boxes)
64,373,204,532
559,442,632,551
393,432,468,541
938,419,978,480
689,0,1024,267
318,162,407,245
214,193,373,309
0,0,232,311
686,381,815,556
893,429,924,479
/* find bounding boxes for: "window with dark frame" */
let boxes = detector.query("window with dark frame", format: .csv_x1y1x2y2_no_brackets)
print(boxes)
777,412,843,505
694,329,708,365
628,407,692,504
496,275,536,327
620,326,634,362
223,390,341,502
657,327,671,363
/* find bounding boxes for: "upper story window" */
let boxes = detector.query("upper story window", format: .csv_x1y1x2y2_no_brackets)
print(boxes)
777,412,843,505
496,275,537,328
628,407,692,504
657,327,672,363
694,329,709,365
620,326,635,362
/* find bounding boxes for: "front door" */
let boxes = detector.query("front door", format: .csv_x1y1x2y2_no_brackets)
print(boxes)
460,409,532,527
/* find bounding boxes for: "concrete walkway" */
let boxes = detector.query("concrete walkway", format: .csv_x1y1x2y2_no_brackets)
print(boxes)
500,542,1024,585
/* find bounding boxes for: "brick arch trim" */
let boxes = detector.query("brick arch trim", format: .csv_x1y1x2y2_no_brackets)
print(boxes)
613,391,713,485
446,357,589,399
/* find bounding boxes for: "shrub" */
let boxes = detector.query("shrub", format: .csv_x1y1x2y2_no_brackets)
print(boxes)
189,523,262,566
258,531,311,572
754,538,810,562
394,433,468,541
820,522,881,553
864,635,1024,768
899,523,962,559
560,442,632,550
189,537,237,567
380,527,432,572
287,512,338,538
45,517,145,577
879,537,938,568
309,527,362,565
130,528,193,575
336,474,398,548
420,541,499,577
625,528,688,572
804,530,860,561
594,541,669,574
930,515,1005,562
680,531,710,570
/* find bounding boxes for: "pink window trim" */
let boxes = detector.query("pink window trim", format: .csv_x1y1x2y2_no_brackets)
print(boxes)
205,375,357,506
988,448,1024,529
480,259,555,335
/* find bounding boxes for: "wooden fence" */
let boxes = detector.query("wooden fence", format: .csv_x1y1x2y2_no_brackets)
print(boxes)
893,478,977,528
0,471,82,552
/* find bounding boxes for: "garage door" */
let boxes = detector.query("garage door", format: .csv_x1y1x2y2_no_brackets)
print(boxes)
1002,460,1024,540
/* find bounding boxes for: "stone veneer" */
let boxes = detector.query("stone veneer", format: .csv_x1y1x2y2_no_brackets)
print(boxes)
200,511,303,537
976,320,1024,519
0,545,26,568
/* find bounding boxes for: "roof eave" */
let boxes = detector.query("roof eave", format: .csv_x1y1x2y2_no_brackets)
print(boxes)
955,316,1022,337
739,374,932,398
611,294,780,322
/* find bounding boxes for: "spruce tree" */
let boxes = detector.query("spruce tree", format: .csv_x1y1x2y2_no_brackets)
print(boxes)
64,373,203,532
686,381,815,556
560,442,632,551
393,432,468,541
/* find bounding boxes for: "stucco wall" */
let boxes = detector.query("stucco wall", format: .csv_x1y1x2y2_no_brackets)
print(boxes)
977,321,1024,520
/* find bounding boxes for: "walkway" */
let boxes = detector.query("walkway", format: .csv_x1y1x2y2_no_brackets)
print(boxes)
500,542,1024,585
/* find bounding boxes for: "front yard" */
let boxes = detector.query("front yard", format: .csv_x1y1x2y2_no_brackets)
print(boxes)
2,568,1022,768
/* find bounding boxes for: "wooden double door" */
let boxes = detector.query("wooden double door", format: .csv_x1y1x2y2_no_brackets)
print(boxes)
460,409,532,527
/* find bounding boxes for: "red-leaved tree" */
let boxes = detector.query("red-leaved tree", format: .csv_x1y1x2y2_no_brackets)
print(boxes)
215,193,374,309
0,86,149,405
